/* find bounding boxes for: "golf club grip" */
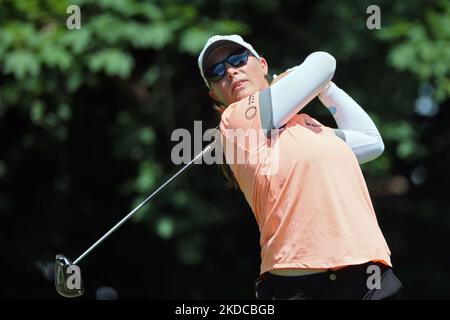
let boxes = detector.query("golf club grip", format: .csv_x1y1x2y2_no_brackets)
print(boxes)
73,137,218,265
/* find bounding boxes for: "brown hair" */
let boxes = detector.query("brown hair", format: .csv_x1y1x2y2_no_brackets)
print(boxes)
214,104,240,189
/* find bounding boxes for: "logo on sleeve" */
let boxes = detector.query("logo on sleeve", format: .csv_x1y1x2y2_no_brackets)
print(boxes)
245,95,257,120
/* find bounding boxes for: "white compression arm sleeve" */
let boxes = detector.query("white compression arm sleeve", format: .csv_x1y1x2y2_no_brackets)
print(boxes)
318,82,385,164
259,51,336,134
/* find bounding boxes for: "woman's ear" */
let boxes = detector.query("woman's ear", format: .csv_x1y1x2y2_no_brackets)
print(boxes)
208,89,218,101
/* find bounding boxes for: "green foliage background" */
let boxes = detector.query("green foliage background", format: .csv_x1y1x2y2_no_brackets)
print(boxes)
0,0,449,299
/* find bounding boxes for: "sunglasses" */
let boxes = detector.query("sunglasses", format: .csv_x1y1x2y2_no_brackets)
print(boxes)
205,48,252,83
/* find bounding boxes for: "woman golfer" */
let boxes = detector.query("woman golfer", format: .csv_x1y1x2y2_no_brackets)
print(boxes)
198,35,402,300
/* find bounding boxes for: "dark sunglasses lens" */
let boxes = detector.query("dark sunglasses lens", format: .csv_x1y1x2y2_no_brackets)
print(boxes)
207,63,225,82
228,50,249,67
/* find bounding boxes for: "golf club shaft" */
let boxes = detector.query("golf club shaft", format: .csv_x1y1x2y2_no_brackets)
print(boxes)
73,139,217,265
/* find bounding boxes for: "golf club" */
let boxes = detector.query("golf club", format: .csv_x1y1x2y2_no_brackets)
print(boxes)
55,137,218,298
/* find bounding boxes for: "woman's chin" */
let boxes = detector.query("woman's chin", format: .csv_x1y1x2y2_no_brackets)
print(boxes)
234,88,253,101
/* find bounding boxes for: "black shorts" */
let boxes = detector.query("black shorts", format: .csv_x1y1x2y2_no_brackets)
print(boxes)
255,262,403,300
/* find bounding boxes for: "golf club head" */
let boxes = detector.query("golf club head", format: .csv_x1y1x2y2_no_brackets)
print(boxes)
55,254,84,298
